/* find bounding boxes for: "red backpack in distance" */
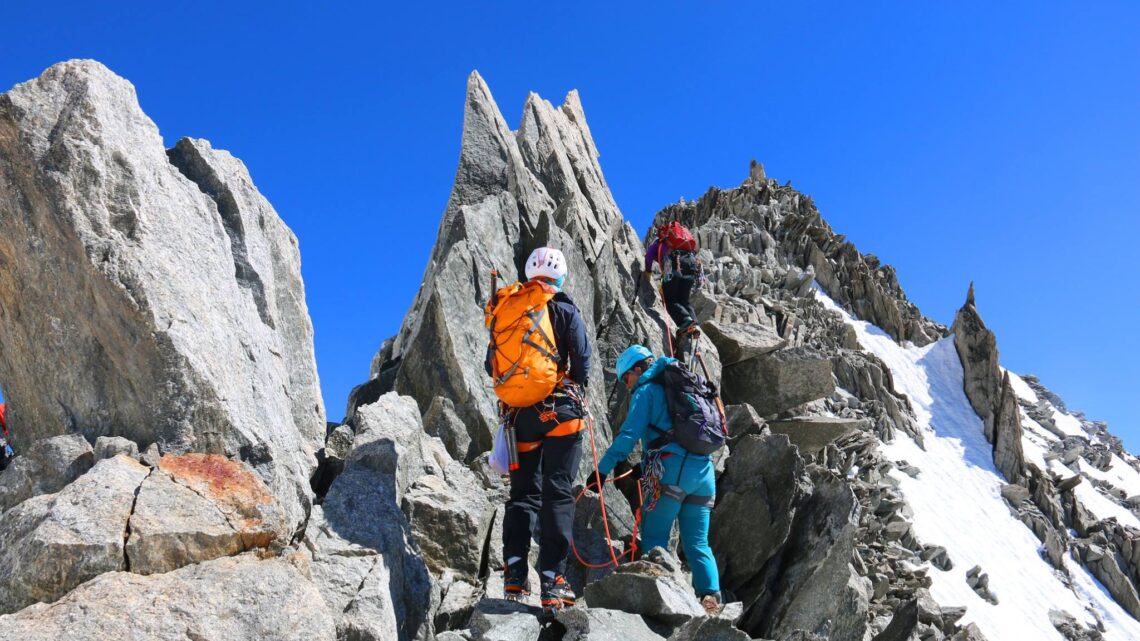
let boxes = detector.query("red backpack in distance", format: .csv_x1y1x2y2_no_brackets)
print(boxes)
657,221,697,252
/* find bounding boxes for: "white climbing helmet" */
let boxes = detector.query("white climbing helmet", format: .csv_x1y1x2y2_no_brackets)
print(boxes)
525,246,568,282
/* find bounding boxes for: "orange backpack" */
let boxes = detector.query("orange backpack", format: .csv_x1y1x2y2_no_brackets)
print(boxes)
485,280,561,407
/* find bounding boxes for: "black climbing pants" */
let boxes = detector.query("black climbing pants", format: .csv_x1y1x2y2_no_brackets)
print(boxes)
502,392,585,576
663,273,697,329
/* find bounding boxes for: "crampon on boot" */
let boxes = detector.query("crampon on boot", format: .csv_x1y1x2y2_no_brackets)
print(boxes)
503,561,529,601
540,574,576,614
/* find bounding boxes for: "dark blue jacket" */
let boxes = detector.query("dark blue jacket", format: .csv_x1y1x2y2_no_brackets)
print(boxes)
485,289,592,387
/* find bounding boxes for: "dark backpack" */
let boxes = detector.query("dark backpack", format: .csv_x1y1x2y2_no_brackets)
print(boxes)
648,361,726,455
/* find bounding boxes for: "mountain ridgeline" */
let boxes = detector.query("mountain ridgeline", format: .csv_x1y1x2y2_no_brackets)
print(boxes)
0,60,1136,641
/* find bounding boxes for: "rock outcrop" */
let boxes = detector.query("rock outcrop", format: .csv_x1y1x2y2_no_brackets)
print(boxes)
951,284,1002,442
354,71,675,466
951,285,1026,484
0,455,149,613
0,555,335,641
655,175,946,347
8,59,1140,641
0,433,93,512
0,60,324,531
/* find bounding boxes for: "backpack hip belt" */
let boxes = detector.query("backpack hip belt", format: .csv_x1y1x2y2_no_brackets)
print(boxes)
516,418,585,453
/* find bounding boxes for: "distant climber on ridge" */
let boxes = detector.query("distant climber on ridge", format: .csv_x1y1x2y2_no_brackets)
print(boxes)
0,403,13,470
644,221,703,351
589,344,725,614
484,246,592,614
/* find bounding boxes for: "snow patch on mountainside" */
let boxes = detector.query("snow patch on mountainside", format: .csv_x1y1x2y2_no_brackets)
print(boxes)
813,286,1140,641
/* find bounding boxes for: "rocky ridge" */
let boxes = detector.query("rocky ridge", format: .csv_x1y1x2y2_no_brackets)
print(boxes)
0,59,1136,641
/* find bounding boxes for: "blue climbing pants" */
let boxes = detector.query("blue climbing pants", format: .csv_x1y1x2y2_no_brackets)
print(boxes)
639,451,720,596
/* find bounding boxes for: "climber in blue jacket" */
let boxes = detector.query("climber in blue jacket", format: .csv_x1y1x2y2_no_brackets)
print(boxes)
589,344,722,613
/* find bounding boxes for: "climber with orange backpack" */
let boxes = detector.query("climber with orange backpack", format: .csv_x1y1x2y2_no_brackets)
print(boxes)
645,221,702,347
484,246,592,614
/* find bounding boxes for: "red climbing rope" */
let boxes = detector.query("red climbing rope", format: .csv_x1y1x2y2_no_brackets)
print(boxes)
571,413,644,570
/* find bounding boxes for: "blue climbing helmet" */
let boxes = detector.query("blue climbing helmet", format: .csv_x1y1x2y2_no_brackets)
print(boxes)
616,344,654,378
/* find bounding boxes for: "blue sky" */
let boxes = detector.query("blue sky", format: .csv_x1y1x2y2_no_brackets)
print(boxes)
2,2,1137,450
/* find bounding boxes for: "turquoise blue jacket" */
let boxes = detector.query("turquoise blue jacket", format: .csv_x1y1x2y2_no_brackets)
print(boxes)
598,357,708,475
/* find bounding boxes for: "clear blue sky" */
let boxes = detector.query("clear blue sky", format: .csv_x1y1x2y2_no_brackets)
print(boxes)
2,2,1137,450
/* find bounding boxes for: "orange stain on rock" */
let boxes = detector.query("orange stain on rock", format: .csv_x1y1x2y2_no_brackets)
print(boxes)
158,453,280,548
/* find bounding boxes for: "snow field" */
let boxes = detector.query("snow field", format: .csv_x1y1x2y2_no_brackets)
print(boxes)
812,287,1140,641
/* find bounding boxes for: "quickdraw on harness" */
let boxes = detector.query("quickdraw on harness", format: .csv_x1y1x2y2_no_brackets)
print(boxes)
639,447,667,513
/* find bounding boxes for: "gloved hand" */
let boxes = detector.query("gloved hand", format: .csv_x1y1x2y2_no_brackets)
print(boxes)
587,470,607,492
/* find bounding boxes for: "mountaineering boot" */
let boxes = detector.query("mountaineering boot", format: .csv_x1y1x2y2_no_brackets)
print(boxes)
700,592,723,615
503,561,529,601
540,574,576,614
675,321,700,344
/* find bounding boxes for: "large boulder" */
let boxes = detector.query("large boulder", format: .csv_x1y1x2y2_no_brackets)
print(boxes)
468,599,543,641
753,474,867,641
312,467,433,641
402,466,495,578
125,453,288,574
721,348,835,417
0,61,324,531
0,555,335,640
723,403,767,448
349,393,447,498
711,434,809,590
93,435,139,461
0,455,149,613
424,395,476,462
702,319,786,365
304,392,476,641
557,607,667,641
582,562,705,624
766,417,868,456
303,506,401,641
0,433,94,512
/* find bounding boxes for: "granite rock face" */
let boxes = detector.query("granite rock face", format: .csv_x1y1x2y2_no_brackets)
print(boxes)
721,347,835,418
0,60,324,531
951,284,1002,442
126,453,289,575
0,455,150,613
951,285,1026,485
0,433,93,512
0,555,336,641
357,72,671,468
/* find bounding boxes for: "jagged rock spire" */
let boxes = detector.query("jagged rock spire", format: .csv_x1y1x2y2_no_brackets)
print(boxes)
355,72,686,461
951,284,1026,483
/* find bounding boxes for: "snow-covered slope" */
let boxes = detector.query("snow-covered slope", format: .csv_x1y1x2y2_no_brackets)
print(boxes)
814,286,1140,641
